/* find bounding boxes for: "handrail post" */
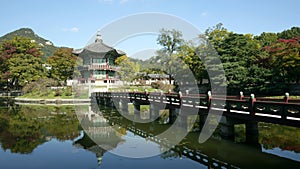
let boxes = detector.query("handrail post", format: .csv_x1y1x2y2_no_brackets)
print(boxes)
160,90,164,103
134,89,137,100
284,92,289,103
282,92,289,120
178,91,182,106
207,91,212,109
239,91,244,100
178,91,183,98
249,94,256,116
145,89,149,101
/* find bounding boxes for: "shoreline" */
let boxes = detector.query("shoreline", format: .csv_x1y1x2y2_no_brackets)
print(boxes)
14,97,91,105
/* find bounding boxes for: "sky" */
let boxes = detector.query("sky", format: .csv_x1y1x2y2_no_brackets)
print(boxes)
0,0,299,59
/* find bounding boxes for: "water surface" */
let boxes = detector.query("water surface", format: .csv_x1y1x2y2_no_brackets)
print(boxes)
0,103,300,169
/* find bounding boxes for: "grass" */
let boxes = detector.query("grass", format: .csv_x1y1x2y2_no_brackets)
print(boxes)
18,87,89,99
18,91,74,99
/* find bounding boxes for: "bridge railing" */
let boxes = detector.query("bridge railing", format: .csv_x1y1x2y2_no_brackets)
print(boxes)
253,101,300,121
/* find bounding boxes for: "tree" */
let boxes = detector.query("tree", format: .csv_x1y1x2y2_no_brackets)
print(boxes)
157,29,183,56
262,37,300,84
177,42,207,84
115,55,140,83
46,47,77,85
0,36,45,89
206,24,269,94
205,23,231,51
156,29,184,84
8,54,46,87
203,23,232,92
255,32,278,47
278,27,300,39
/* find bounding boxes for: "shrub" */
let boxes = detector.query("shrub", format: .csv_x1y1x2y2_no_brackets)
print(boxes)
151,82,160,89
64,86,73,96
151,82,174,92
55,89,62,97
22,78,58,94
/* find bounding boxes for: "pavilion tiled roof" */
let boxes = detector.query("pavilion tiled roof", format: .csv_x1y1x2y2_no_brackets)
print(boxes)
73,33,125,57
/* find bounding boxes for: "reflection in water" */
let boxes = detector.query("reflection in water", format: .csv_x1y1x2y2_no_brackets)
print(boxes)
0,104,80,154
74,132,108,166
0,103,300,169
86,104,300,169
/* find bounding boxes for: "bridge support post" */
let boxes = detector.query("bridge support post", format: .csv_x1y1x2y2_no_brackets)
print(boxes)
178,115,187,131
246,121,259,144
169,108,177,124
220,116,259,144
120,100,128,112
133,102,140,115
97,97,103,105
198,108,209,131
104,98,114,108
220,116,235,140
113,99,120,109
103,98,108,107
150,104,160,121
176,114,196,132
199,114,208,131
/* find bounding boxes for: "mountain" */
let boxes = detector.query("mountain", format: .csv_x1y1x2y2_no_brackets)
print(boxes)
0,28,58,60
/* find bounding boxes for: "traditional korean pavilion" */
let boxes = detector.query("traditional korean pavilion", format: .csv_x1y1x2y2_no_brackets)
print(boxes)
73,33,125,86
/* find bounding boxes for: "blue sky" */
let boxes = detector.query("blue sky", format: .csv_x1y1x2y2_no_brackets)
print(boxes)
0,0,299,59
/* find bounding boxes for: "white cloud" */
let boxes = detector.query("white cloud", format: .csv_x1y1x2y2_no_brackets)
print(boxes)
70,27,80,32
201,12,208,16
98,0,114,3
97,0,143,4
62,27,80,33
119,0,129,4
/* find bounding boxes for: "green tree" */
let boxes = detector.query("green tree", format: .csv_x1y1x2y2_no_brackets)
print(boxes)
255,32,278,47
8,54,46,88
177,42,207,84
46,47,77,85
278,27,300,39
115,55,140,83
0,36,45,89
156,29,184,84
203,23,231,91
206,24,267,94
205,23,231,51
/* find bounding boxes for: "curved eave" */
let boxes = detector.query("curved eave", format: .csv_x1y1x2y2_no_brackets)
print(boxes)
72,41,126,58
73,48,84,55
116,49,126,56
74,49,125,59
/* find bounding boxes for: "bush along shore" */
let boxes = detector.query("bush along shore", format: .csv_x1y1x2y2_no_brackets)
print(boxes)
14,79,90,104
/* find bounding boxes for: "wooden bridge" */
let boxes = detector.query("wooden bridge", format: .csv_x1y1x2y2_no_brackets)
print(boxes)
92,91,300,126
92,91,300,142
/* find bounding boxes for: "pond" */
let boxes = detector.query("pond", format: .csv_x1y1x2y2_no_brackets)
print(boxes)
0,102,300,169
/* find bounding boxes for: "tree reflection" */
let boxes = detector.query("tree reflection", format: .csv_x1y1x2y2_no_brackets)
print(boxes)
0,105,80,154
259,123,300,153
